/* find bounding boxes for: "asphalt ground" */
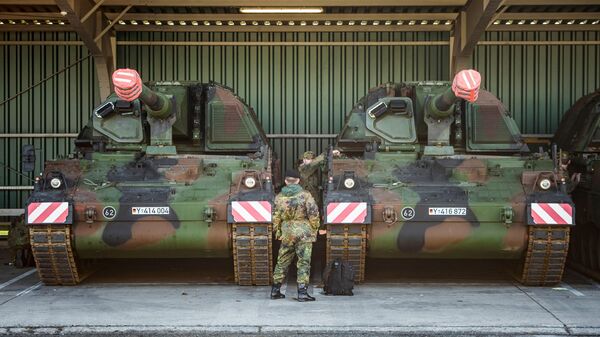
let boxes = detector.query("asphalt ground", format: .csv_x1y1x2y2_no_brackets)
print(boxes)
1,241,599,337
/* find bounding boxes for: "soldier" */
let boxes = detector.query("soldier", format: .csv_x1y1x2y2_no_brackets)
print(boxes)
298,149,340,206
270,169,320,302
7,216,33,268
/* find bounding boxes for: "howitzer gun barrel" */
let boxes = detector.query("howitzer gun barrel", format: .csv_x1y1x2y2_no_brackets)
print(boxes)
112,68,172,119
428,69,481,118
430,87,459,118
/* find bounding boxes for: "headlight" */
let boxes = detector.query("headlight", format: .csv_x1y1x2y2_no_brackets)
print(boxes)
50,178,62,189
244,176,257,189
539,178,551,190
343,178,355,189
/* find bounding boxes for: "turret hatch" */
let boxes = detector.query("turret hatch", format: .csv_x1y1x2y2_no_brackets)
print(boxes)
365,97,417,144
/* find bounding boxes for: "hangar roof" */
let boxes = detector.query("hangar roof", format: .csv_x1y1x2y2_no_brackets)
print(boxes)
0,0,598,33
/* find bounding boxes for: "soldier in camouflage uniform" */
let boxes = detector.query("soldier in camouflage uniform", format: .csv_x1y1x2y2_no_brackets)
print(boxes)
298,150,340,207
7,216,33,268
270,169,320,302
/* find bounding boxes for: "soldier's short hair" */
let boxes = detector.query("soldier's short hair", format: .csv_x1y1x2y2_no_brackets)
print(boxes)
285,177,300,185
303,151,315,159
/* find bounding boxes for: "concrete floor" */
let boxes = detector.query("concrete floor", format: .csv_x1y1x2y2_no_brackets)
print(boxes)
1,241,600,336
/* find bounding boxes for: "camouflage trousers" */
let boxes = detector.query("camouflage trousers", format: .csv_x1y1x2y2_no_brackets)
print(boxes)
272,241,313,285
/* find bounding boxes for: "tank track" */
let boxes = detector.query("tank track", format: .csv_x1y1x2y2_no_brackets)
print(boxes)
29,224,80,285
232,223,272,286
326,223,367,282
520,225,570,286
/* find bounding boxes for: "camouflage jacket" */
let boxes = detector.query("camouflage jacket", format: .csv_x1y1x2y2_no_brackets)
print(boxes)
272,184,320,244
299,153,325,198
7,217,29,248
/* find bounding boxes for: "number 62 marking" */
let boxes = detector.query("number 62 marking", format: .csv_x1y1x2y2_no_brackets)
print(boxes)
103,206,116,219
401,206,415,220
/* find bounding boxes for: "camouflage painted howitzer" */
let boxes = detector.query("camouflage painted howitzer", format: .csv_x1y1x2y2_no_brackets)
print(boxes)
324,69,574,286
18,69,276,286
554,89,600,279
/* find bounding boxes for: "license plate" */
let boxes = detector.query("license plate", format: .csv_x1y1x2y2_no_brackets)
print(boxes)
428,207,467,216
131,207,170,215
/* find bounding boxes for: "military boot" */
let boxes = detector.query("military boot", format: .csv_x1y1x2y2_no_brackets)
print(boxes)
270,283,285,299
297,284,315,302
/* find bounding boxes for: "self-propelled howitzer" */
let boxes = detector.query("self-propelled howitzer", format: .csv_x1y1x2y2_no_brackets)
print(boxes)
21,69,276,286
324,69,574,286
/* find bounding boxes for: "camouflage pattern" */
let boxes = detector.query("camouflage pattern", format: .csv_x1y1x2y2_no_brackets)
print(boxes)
325,77,574,260
272,184,320,284
7,216,28,249
7,216,34,267
272,184,320,243
555,89,600,274
299,153,326,206
303,151,315,159
273,241,313,284
15,78,275,260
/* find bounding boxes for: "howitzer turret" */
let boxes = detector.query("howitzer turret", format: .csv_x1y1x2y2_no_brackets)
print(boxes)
424,69,481,153
428,69,481,118
111,69,177,153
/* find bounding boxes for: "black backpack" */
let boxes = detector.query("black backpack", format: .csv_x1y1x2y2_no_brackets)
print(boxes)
323,258,355,296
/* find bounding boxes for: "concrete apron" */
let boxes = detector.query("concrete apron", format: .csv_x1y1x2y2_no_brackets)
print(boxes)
1,281,600,336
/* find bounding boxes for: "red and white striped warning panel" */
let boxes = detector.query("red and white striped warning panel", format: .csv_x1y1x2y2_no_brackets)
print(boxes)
326,202,368,224
231,201,272,223
27,202,70,224
530,203,573,225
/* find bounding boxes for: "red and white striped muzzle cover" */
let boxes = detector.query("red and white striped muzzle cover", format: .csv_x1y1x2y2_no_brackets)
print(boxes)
452,69,481,103
112,68,143,101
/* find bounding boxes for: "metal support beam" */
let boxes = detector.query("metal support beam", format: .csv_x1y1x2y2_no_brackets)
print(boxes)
0,12,64,19
0,0,594,5
114,25,451,33
488,25,600,32
115,41,449,46
0,209,25,216
105,12,458,22
81,0,107,23
0,186,34,191
54,0,115,101
0,133,78,138
0,0,468,5
0,25,73,32
500,13,600,21
452,0,503,74
94,4,131,42
0,41,84,45
487,4,509,29
5,11,597,23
